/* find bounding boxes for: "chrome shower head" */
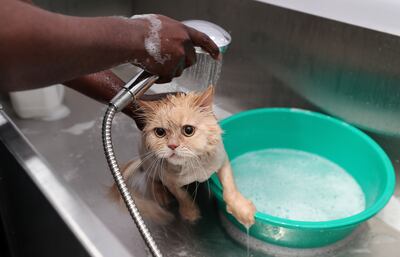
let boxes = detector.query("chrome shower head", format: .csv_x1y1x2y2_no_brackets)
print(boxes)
183,20,232,54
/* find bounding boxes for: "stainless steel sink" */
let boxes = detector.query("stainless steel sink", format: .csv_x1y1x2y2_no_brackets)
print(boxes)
1,1,399,257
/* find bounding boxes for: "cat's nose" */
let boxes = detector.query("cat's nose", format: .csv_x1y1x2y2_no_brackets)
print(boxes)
168,144,179,150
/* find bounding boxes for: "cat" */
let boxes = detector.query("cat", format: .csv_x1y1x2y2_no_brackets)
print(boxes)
111,86,256,227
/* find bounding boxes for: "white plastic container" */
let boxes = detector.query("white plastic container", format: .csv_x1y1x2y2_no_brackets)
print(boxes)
9,84,70,121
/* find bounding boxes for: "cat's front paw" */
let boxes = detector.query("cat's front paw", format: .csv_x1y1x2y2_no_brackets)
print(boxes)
180,204,201,223
226,192,256,228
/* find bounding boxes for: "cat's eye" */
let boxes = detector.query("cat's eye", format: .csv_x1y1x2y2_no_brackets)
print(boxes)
154,127,166,138
182,125,195,137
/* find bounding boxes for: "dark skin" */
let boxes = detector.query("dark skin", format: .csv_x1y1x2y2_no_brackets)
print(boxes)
1,0,220,127
64,70,177,130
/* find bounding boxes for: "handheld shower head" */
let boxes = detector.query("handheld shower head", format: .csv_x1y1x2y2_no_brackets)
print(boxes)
110,70,158,111
183,20,232,54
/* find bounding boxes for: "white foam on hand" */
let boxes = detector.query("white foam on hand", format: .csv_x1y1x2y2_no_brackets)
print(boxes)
131,14,171,65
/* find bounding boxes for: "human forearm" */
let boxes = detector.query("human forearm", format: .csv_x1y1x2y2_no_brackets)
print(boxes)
64,70,124,103
0,0,137,91
64,70,146,127
64,70,178,130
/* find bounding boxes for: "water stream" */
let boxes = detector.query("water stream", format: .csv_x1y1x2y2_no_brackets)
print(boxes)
150,53,222,93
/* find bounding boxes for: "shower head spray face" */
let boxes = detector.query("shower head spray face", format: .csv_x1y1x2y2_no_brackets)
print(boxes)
183,20,231,54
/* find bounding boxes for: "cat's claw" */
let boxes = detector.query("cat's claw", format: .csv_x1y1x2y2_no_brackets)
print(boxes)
180,204,201,223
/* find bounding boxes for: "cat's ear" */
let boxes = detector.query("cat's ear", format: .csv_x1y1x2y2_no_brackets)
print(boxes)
136,99,157,112
195,85,214,108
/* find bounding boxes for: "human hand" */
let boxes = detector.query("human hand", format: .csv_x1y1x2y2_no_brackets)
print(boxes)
125,14,220,83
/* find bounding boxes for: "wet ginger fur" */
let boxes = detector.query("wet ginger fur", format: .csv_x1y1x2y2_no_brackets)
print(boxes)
110,86,256,227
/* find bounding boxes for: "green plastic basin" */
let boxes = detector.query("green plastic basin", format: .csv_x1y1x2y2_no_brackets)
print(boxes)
210,108,395,248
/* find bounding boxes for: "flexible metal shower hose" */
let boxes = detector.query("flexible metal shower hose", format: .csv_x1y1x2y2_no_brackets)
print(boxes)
102,105,163,257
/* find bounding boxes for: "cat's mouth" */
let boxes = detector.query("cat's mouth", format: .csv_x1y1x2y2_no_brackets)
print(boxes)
169,153,180,159
168,152,187,161
165,152,186,165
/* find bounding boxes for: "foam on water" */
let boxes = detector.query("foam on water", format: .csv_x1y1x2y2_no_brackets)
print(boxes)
232,149,366,222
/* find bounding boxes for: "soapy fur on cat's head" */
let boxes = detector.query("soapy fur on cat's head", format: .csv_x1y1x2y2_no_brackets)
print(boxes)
137,86,222,165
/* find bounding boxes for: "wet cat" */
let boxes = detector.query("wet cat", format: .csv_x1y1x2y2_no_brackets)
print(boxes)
111,86,256,227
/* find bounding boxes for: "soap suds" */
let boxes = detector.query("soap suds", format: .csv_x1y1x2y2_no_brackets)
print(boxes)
131,14,171,64
62,121,95,135
233,148,366,222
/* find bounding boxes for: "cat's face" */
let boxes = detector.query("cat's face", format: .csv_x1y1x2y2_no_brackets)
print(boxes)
139,86,222,166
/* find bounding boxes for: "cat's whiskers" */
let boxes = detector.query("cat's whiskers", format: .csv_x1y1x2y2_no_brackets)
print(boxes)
155,148,171,182
191,153,212,197
182,148,212,198
126,151,155,188
134,151,155,168
137,151,157,166
192,181,199,205
150,149,166,200
187,158,200,205
155,157,168,201
176,148,197,159
184,148,203,173
143,158,157,189
129,150,153,163
147,157,164,201
159,152,168,192
142,151,162,195
150,158,162,202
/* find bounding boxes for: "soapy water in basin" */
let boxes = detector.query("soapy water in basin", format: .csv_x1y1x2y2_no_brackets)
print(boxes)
232,149,366,221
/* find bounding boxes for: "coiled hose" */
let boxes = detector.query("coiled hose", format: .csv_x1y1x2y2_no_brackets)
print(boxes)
102,70,163,257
